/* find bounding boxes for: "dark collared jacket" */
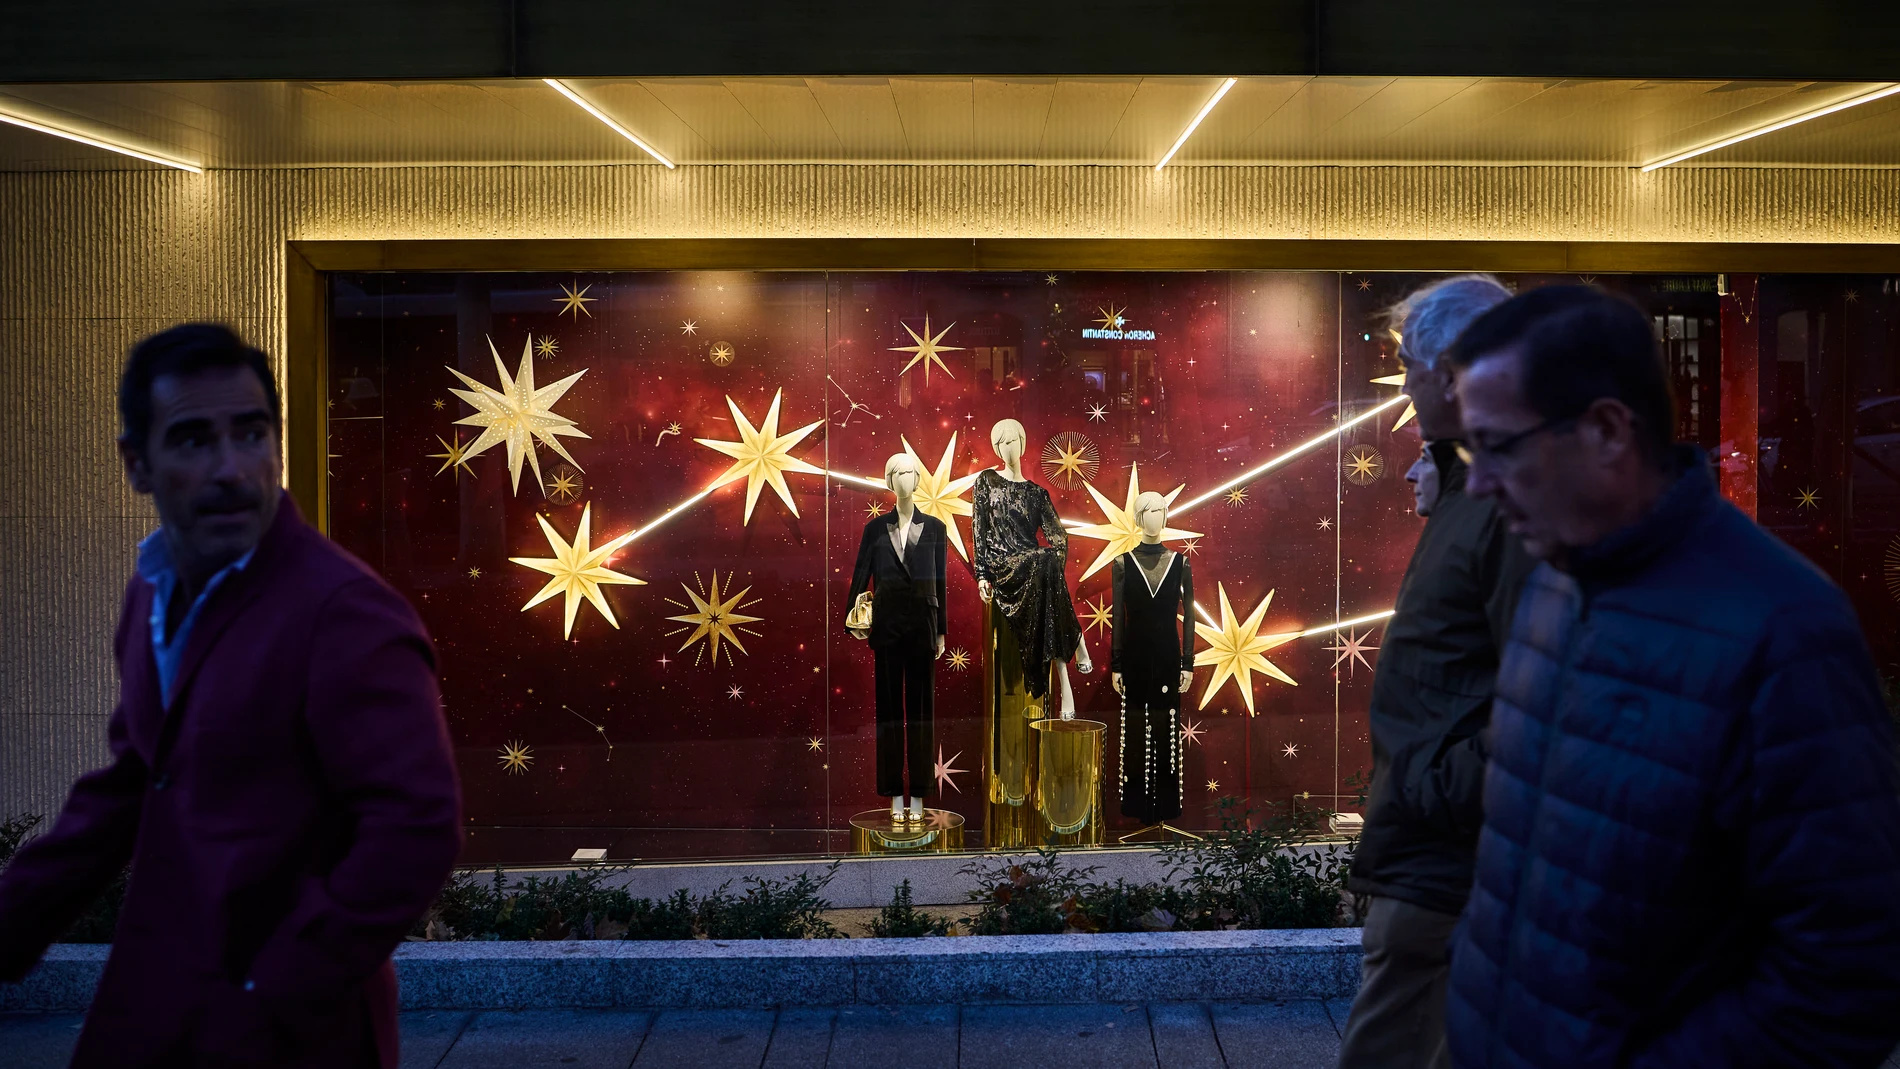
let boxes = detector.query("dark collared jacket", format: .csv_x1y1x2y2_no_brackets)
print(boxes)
1349,439,1535,915
847,510,948,650
0,497,462,1068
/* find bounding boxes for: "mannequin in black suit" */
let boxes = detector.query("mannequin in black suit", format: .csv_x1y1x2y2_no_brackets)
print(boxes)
848,453,948,824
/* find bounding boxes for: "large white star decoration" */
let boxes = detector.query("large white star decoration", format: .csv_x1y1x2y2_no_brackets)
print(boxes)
445,335,589,496
890,315,963,383
554,281,597,319
1193,583,1299,716
1180,718,1205,748
901,433,981,561
1324,627,1380,678
934,747,969,793
428,431,475,481
1371,373,1416,433
695,390,825,524
1282,743,1300,758
509,503,644,640
1069,462,1202,581
1086,403,1108,422
665,571,765,667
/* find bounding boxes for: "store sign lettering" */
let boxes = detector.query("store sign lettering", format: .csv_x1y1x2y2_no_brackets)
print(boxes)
1081,327,1158,340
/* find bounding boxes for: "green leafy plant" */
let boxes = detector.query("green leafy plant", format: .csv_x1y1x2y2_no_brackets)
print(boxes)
958,848,1100,935
699,862,842,940
623,889,698,941
421,865,638,941
1158,797,1348,930
870,879,953,938
1071,878,1182,934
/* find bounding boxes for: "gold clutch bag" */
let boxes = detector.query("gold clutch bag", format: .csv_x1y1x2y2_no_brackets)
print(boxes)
845,591,874,633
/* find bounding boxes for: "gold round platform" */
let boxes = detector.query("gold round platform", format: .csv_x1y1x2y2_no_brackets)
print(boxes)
849,809,967,854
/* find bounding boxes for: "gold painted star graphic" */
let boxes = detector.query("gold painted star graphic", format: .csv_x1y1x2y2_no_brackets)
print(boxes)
1180,539,1201,557
1193,583,1300,716
681,320,699,335
1069,462,1202,581
1325,627,1380,678
544,466,582,505
1205,779,1220,793
728,685,744,699
467,567,482,579
1045,274,1059,285
807,736,824,752
695,390,825,524
1345,446,1385,485
865,499,887,519
1180,718,1205,748
934,747,969,793
432,398,446,410
1041,432,1099,489
947,647,971,670
446,335,589,496
554,280,596,319
665,571,764,667
1357,278,1372,291
535,335,559,360
1225,487,1248,507
1094,304,1127,331
1082,596,1113,635
1370,373,1416,432
709,342,735,366
1796,487,1820,510
499,741,533,775
429,431,475,481
1845,289,1859,304
1318,517,1333,531
890,315,963,383
1282,743,1300,758
510,503,644,640
1086,403,1108,422
901,433,981,560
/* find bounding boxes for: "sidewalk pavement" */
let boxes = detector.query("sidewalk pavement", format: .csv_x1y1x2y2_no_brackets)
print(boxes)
4,1000,1350,1068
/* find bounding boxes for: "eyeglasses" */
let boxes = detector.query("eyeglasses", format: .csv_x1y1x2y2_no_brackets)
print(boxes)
1456,416,1578,467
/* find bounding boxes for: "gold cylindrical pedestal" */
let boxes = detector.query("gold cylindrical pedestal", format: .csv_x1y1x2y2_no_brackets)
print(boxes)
983,602,1053,850
1032,718,1105,847
849,809,967,854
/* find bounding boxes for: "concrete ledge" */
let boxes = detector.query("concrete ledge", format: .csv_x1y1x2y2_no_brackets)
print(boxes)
2,930,1362,1012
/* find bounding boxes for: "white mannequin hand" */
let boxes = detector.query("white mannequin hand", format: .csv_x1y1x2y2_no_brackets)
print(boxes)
936,636,946,659
1112,672,1124,696
1179,670,1194,693
977,578,993,604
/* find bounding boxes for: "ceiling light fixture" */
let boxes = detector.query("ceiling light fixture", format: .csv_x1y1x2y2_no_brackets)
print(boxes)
543,78,675,169
1155,77,1237,171
0,111,202,173
1641,82,1900,172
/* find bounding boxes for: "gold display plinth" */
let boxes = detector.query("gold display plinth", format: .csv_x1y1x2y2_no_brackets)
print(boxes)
1032,718,1106,847
849,809,966,854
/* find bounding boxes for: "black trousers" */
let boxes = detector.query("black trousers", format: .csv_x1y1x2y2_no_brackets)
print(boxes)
874,641,935,798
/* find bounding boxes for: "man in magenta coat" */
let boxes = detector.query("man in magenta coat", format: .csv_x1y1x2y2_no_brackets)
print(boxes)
0,324,463,1067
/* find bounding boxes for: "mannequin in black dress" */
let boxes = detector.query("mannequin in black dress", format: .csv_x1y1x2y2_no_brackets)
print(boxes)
1111,491,1196,828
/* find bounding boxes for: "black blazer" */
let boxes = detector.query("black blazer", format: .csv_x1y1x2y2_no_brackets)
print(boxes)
847,510,948,650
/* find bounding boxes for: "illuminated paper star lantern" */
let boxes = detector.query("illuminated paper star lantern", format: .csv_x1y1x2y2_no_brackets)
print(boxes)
446,336,589,496
1371,374,1416,432
509,503,644,639
901,433,981,561
1068,463,1202,581
695,390,825,524
1193,583,1299,717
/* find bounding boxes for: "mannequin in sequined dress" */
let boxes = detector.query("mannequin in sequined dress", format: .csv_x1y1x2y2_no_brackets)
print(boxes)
1111,491,1196,826
972,419,1092,718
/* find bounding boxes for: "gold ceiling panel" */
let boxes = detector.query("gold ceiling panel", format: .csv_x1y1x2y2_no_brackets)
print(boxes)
2,76,1899,170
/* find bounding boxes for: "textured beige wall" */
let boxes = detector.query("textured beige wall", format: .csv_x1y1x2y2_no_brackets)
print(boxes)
3,162,1898,819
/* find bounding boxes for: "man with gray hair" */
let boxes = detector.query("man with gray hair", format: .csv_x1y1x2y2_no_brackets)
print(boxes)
1337,275,1534,1069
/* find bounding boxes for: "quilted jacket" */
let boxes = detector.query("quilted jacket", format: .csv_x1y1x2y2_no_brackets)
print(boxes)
1445,449,1900,1069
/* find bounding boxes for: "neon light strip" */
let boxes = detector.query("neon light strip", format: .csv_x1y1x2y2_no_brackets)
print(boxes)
0,111,202,173
1298,609,1395,639
1641,83,1900,172
1173,395,1409,517
544,78,676,169
1156,77,1237,171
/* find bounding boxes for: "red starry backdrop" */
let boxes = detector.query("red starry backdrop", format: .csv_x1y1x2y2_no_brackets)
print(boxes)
329,267,1867,866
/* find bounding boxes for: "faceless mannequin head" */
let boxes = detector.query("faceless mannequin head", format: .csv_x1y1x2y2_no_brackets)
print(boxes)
884,452,920,499
1134,490,1169,541
989,418,1027,465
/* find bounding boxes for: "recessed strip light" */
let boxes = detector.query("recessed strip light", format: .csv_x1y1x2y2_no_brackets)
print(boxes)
1155,77,1237,171
544,78,675,169
0,111,201,173
1641,82,1900,172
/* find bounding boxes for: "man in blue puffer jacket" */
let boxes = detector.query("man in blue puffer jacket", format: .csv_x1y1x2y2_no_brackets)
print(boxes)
1440,285,1900,1068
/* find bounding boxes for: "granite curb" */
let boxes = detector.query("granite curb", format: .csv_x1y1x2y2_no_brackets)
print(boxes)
1,930,1362,1013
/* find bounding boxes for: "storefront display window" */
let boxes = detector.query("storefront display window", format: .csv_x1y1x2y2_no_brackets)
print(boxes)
324,267,1888,867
